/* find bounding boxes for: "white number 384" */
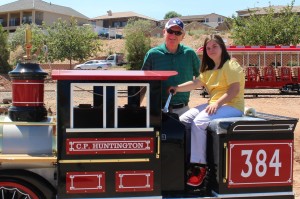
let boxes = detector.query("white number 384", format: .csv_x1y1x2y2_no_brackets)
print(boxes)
241,149,282,178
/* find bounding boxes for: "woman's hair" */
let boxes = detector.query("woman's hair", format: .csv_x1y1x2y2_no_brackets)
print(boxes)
200,34,230,73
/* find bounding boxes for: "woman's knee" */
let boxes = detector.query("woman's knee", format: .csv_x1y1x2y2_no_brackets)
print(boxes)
191,121,209,132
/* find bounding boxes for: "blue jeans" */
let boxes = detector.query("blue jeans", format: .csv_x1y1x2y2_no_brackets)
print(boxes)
180,103,243,164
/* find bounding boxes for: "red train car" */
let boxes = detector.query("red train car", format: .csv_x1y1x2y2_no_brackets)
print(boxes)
198,46,300,93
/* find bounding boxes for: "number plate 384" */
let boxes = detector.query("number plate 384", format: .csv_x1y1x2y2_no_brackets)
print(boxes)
228,140,293,188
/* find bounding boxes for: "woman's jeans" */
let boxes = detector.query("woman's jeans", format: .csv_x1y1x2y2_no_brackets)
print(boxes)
180,103,243,164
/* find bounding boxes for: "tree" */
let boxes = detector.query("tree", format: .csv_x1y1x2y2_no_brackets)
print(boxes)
124,18,151,70
0,25,11,73
44,17,102,68
277,3,300,45
164,11,182,19
230,0,300,45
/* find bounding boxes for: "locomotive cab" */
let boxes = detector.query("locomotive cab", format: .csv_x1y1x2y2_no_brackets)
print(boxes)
52,70,182,198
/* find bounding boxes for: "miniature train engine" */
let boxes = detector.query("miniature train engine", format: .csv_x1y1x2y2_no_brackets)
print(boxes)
0,69,298,199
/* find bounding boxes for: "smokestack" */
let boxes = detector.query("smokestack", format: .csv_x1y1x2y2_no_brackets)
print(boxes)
8,25,48,122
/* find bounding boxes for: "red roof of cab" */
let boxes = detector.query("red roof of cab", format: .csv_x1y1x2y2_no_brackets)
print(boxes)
51,70,178,81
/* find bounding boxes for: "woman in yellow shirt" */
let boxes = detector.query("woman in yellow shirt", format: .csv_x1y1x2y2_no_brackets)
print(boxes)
169,34,245,187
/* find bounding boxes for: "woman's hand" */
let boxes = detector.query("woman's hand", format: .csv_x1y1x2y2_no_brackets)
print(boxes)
205,103,220,115
207,82,240,114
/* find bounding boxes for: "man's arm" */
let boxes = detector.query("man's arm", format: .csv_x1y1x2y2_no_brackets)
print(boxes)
141,52,152,70
140,52,152,103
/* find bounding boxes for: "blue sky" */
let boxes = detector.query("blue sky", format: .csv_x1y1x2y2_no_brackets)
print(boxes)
0,0,298,20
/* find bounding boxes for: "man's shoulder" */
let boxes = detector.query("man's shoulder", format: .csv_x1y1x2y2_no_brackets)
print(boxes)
145,45,167,59
179,44,197,54
148,43,165,52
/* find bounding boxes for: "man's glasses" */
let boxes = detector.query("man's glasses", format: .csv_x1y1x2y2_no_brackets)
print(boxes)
166,28,183,36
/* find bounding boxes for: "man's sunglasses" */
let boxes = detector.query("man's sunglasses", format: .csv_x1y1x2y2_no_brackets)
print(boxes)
166,28,183,36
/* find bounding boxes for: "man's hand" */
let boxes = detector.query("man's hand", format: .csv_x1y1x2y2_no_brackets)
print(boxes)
168,86,177,95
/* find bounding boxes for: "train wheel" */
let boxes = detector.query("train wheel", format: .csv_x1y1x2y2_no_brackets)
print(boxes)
0,170,56,199
0,177,44,199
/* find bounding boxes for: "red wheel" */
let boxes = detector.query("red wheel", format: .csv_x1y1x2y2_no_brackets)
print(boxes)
0,169,56,199
0,177,44,199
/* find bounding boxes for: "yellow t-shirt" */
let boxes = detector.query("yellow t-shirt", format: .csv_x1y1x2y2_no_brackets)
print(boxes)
200,59,245,112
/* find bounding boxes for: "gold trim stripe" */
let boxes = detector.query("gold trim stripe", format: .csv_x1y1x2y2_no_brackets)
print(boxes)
59,158,149,164
223,143,228,183
0,154,57,163
156,131,160,159
0,121,56,126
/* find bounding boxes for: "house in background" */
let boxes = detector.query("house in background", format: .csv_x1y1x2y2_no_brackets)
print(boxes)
89,10,158,38
236,5,300,18
90,11,158,29
160,13,228,30
0,0,89,32
89,11,158,38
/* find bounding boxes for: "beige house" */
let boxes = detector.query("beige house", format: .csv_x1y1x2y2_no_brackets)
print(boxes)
0,0,89,32
90,11,158,28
